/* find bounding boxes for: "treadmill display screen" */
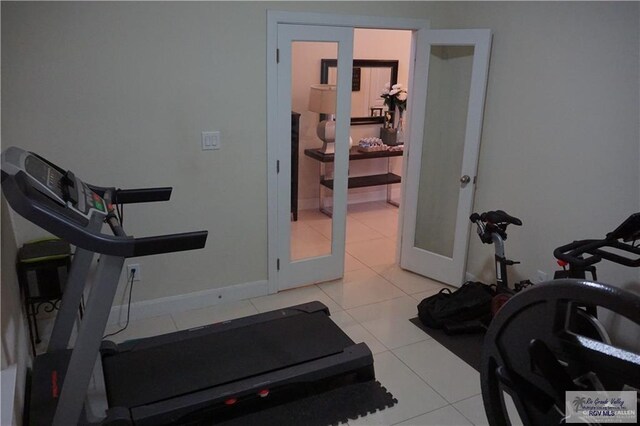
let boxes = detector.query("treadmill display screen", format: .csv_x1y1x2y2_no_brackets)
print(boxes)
25,155,65,200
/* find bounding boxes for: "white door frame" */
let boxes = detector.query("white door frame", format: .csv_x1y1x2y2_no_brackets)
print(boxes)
266,11,431,294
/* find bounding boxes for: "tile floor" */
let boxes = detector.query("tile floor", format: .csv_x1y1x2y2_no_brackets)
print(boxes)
47,201,520,425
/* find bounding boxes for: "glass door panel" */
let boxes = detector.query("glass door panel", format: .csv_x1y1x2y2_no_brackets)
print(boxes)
400,29,492,286
290,41,337,262
277,24,353,290
414,45,475,258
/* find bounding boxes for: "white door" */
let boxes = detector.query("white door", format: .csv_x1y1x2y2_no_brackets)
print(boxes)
276,24,353,290
400,29,492,286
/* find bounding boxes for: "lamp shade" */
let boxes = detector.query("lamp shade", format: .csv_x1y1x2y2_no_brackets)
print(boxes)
308,84,337,114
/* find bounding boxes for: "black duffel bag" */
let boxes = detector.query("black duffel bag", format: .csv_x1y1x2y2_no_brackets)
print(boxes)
417,281,495,332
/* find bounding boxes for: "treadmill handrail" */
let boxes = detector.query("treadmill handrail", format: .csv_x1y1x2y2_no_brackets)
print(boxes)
2,171,207,257
87,186,173,205
115,187,173,204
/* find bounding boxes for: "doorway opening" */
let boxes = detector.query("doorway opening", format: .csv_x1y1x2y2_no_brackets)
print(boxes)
290,28,412,277
268,11,492,293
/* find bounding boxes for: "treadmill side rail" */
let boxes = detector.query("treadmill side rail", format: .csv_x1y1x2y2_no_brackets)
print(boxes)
106,301,331,354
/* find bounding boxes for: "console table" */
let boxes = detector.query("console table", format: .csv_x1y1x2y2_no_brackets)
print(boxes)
304,147,403,216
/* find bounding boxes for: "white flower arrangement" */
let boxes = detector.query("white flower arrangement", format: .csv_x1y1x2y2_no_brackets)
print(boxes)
380,83,408,114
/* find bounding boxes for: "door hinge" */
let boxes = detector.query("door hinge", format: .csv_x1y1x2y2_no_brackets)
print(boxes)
276,48,280,64
277,258,280,270
277,160,280,174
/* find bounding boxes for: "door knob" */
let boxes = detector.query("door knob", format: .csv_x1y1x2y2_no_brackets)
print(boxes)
460,175,471,184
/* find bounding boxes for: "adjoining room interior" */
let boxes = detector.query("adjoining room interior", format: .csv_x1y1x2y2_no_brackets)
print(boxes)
1,2,639,426
290,28,410,269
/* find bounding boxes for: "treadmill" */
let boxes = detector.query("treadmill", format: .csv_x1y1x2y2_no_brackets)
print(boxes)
1,147,375,425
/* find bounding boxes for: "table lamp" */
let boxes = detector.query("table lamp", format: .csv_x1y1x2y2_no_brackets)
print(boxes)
308,84,337,153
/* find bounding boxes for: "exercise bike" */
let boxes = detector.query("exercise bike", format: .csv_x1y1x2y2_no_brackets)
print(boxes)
422,210,527,335
469,210,609,340
481,213,640,426
470,210,532,306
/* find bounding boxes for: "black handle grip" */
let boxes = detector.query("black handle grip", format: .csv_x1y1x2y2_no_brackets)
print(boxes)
133,231,208,257
591,242,640,267
553,240,602,267
115,187,173,204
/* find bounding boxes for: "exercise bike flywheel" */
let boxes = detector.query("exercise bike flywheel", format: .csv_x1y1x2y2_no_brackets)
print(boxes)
481,279,640,426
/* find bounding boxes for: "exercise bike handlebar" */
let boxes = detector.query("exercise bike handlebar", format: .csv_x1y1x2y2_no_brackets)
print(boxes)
554,238,640,269
554,213,640,268
553,240,603,268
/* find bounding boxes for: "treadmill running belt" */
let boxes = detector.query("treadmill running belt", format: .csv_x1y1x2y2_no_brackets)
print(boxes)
103,311,354,408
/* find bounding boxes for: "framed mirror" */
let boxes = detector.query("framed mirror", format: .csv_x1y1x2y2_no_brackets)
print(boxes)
321,59,399,125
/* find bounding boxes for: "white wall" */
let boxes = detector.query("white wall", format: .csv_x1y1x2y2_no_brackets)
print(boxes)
447,2,640,291
2,2,638,311
446,2,640,350
1,1,447,305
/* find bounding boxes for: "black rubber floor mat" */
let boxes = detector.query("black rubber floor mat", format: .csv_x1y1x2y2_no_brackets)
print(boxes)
216,380,397,426
409,317,484,372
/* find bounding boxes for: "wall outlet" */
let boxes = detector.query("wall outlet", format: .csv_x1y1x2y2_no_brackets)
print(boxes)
127,264,142,282
535,270,547,283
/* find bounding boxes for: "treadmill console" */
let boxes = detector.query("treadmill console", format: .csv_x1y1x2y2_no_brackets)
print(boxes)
2,147,109,222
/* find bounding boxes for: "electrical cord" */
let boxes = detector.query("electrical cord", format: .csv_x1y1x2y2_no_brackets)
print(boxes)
114,188,124,226
116,200,124,226
103,269,135,339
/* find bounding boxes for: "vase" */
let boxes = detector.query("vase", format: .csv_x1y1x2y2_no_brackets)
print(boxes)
383,110,394,129
380,127,398,145
396,114,405,145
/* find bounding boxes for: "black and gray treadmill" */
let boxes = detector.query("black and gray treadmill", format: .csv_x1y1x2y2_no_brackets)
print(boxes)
1,147,375,425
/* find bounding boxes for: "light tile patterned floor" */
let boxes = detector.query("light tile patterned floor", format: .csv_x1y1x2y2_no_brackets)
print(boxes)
79,202,513,425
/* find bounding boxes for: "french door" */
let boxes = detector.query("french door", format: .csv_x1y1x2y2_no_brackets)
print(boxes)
400,29,492,286
267,12,491,292
275,24,353,290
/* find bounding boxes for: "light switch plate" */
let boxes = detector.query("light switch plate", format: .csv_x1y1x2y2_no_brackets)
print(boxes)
202,131,221,150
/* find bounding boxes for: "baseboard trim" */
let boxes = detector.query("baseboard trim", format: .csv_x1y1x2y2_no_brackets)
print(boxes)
108,280,269,325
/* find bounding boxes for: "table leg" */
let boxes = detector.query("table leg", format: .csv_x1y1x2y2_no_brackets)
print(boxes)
386,157,399,207
319,162,333,217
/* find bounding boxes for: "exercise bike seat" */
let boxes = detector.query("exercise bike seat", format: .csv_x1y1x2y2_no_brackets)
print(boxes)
482,210,522,226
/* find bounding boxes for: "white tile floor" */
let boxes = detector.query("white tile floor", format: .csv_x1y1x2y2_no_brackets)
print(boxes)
64,202,504,425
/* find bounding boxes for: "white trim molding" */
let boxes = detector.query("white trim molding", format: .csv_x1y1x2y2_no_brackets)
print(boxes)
108,280,269,325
